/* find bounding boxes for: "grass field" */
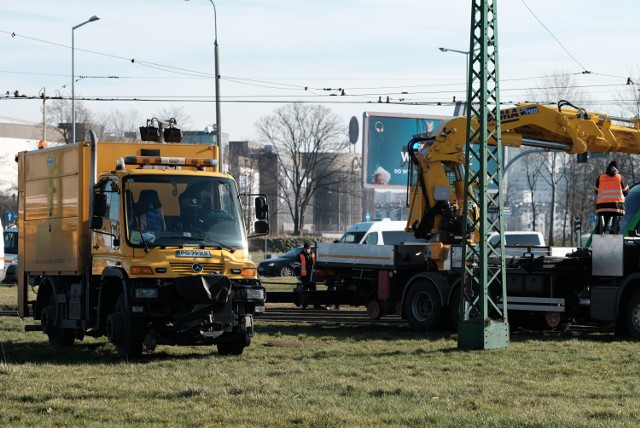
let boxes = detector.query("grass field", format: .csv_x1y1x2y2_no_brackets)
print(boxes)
1,285,639,427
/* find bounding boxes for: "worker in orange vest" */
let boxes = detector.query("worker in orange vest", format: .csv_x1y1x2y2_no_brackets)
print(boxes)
595,160,629,234
299,242,316,291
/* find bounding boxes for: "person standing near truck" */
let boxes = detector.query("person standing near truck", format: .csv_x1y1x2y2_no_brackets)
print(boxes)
299,242,316,291
595,160,629,234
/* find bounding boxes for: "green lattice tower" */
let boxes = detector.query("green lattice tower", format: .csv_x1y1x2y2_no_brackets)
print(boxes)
457,0,510,350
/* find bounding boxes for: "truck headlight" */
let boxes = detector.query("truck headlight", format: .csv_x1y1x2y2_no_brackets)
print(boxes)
134,288,159,299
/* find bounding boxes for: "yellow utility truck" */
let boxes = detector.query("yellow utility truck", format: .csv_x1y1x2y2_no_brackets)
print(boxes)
17,131,268,357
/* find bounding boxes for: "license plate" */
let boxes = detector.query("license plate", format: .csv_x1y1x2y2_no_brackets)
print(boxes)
176,250,212,258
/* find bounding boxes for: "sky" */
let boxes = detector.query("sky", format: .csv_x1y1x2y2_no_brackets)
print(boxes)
1,0,639,151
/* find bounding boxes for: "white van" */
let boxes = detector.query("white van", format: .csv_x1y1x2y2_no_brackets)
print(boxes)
3,227,17,284
487,231,545,247
338,219,425,245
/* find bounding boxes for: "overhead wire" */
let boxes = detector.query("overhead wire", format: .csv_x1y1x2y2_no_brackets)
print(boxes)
519,0,590,73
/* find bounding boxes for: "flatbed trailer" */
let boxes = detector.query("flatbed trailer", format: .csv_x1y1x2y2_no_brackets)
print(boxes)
264,234,640,338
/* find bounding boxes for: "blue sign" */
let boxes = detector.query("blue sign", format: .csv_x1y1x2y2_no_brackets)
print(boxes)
363,112,450,189
4,212,15,223
589,214,597,223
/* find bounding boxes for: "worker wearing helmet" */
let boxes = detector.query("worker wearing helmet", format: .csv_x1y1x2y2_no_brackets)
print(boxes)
595,160,629,234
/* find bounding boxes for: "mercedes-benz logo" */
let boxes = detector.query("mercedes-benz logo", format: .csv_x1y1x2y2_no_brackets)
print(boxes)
192,263,204,273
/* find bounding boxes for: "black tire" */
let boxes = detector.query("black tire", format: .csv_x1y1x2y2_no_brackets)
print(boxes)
280,266,294,277
217,334,249,356
108,294,146,359
625,288,640,340
41,293,74,347
403,280,442,331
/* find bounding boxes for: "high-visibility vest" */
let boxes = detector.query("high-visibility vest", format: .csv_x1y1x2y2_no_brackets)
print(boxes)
596,173,625,204
299,251,315,276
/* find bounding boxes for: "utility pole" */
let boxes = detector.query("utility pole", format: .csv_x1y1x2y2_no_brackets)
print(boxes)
458,0,510,350
40,88,46,142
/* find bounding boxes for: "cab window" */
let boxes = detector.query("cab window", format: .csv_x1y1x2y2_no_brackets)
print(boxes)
362,232,378,245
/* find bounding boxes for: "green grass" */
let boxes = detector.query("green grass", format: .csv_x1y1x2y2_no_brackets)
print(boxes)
1,285,639,426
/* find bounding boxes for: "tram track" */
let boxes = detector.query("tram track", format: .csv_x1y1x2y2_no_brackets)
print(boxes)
257,307,407,326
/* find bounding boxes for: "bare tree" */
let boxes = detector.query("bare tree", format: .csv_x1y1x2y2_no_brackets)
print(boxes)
45,97,92,143
522,153,544,232
527,72,590,242
616,67,640,120
95,108,142,141
538,152,567,246
256,103,349,235
154,106,193,130
614,68,640,184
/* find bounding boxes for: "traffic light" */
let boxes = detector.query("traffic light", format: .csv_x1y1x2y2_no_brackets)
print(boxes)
574,217,582,232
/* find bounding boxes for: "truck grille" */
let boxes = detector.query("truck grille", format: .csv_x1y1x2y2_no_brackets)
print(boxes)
171,263,224,275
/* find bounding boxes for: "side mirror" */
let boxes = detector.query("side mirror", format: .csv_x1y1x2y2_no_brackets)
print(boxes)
93,193,108,217
91,216,104,230
255,196,268,220
253,220,269,235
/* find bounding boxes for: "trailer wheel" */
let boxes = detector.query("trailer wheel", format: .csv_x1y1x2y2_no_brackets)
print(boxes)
41,294,74,347
625,288,640,340
403,280,442,331
108,294,146,359
366,299,382,320
217,334,248,356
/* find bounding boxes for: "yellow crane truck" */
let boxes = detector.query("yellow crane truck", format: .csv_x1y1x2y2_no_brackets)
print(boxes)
403,101,640,335
282,101,640,338
16,131,268,358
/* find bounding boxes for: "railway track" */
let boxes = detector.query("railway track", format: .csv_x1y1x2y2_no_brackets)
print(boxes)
257,307,407,326
0,310,20,317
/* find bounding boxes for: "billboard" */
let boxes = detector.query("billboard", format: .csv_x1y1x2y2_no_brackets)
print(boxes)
362,112,451,189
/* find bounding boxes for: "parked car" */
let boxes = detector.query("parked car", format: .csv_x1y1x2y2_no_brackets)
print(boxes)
3,227,17,284
258,246,316,277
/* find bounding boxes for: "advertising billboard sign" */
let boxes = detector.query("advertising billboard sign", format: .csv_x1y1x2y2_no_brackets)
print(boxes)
362,112,451,189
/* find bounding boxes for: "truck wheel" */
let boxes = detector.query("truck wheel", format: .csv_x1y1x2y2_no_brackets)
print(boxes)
280,266,294,277
403,280,442,331
41,294,74,347
109,294,146,359
217,334,248,356
366,299,382,320
625,288,640,340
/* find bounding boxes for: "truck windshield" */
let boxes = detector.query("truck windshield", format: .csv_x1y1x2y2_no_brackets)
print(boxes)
124,175,247,249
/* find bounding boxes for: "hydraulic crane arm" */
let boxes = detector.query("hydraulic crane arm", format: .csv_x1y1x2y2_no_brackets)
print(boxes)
406,101,640,245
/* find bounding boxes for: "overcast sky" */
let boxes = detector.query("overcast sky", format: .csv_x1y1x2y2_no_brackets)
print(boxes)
1,0,639,149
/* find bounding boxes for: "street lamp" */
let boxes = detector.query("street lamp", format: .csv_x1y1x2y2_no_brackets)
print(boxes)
72,15,100,144
438,47,470,114
185,0,222,167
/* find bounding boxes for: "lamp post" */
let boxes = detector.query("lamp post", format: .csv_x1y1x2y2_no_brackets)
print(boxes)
438,47,470,114
72,15,100,144
185,0,222,167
